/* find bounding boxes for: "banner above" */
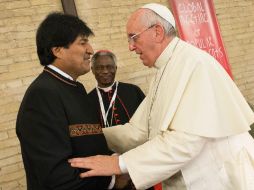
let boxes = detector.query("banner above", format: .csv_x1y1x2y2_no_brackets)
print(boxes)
169,0,233,78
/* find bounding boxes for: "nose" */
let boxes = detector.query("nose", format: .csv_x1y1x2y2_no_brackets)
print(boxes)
101,68,109,74
86,42,94,55
128,43,136,51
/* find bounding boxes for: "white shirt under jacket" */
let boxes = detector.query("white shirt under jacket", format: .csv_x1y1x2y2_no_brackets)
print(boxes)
103,37,254,190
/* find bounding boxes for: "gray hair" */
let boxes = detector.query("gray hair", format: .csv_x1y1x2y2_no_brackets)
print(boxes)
91,50,117,67
140,9,176,37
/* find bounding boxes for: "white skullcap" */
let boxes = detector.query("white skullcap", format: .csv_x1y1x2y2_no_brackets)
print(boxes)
142,3,175,28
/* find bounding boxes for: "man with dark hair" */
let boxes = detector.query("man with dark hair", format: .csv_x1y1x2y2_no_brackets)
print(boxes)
16,12,114,190
89,50,145,128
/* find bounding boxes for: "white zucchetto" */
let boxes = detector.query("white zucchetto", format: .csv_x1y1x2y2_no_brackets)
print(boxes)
142,3,176,29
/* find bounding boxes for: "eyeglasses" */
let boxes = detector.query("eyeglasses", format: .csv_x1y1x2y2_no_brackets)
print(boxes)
128,24,156,44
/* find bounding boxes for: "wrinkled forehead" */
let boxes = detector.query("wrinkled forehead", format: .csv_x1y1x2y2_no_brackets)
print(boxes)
126,9,145,34
94,55,116,66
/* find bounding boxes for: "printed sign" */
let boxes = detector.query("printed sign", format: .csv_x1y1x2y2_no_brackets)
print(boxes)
169,0,233,78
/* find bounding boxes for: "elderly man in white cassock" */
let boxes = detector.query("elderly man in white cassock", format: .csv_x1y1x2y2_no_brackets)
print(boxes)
69,3,254,190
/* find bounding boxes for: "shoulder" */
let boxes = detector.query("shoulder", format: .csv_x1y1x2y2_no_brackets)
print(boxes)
178,39,215,63
174,40,220,76
26,74,54,94
118,82,145,98
87,88,100,103
88,88,97,96
118,82,142,91
23,73,65,106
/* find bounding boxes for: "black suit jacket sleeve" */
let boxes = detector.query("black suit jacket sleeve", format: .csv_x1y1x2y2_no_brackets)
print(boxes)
16,88,111,190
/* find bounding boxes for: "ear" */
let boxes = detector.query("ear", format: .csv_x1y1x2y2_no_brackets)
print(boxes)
51,47,62,58
154,24,165,42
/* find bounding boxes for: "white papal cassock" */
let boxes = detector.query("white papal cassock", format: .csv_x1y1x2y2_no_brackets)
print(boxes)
103,37,254,190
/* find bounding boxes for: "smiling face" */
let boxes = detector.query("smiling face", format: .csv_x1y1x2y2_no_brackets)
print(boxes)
52,35,94,80
91,55,117,88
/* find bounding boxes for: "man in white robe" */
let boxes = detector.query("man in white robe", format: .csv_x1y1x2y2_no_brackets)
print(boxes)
69,3,254,190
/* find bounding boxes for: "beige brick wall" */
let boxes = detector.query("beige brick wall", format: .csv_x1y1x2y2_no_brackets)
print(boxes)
0,0,253,189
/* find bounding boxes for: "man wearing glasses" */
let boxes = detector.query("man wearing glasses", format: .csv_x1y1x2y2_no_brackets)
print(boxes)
70,3,254,190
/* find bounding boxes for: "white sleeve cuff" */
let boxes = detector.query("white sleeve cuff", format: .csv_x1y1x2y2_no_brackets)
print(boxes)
108,175,115,189
119,155,128,174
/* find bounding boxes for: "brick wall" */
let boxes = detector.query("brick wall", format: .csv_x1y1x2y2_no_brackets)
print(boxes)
0,0,253,189
213,0,254,101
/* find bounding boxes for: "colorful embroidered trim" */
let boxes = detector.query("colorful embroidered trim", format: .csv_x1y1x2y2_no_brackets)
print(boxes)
69,124,103,137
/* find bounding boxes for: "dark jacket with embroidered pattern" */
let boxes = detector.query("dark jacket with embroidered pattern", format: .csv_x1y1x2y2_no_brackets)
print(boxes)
16,66,111,190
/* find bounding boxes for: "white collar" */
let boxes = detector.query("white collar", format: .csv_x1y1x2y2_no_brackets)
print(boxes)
154,37,180,69
48,65,74,81
97,81,116,92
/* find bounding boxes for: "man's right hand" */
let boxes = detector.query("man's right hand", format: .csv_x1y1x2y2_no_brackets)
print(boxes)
69,155,122,177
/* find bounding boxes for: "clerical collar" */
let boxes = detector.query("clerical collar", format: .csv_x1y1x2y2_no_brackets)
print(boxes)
47,64,74,81
97,81,116,92
154,37,180,69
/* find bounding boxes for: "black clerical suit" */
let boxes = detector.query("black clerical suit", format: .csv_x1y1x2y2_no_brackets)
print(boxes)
89,82,152,190
16,66,111,190
88,82,145,127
